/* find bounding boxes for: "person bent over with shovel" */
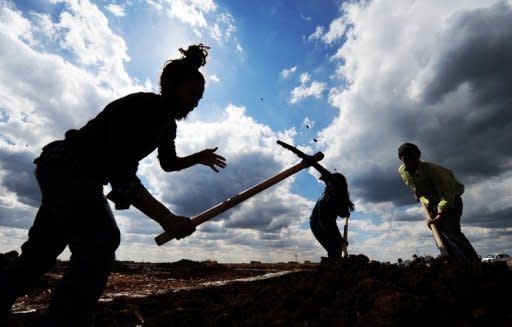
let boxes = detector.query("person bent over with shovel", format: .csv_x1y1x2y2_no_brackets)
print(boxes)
397,142,478,262
0,44,226,326
310,172,354,262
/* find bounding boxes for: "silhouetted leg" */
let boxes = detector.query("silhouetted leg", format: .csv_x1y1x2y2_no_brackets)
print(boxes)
310,219,342,259
0,203,67,317
452,199,479,261
310,219,329,256
437,198,479,261
43,198,120,327
324,221,342,258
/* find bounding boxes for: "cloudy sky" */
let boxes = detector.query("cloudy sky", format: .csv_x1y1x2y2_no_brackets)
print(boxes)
1,0,511,263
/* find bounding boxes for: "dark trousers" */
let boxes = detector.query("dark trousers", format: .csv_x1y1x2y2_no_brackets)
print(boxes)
428,197,479,261
0,164,120,326
310,219,343,258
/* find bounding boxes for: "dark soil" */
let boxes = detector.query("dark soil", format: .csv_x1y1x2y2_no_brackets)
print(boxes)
2,252,512,326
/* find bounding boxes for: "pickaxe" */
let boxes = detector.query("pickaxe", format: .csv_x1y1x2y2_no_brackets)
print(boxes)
155,150,324,246
276,140,349,258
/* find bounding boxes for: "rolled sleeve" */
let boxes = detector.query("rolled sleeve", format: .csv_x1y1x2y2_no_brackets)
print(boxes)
430,165,464,213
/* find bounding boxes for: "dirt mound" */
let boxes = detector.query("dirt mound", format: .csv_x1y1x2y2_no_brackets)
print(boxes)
5,255,512,326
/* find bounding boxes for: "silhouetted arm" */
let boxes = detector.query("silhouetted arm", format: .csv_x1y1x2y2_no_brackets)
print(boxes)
160,147,226,172
174,147,227,172
157,123,226,172
311,161,332,180
131,187,195,240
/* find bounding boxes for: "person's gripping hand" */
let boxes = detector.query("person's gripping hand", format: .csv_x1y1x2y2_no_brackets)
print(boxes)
427,214,443,229
159,215,196,240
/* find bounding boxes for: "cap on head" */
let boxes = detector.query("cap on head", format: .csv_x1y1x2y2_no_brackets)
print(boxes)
397,142,421,159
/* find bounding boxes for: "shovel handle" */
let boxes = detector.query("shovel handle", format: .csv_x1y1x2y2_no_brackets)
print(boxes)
420,202,449,256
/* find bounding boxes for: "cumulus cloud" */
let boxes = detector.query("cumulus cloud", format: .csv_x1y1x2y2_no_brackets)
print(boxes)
0,1,141,229
288,73,326,104
289,80,326,104
144,0,237,45
321,16,346,44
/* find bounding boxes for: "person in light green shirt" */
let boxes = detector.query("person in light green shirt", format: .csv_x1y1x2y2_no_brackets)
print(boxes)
398,143,479,261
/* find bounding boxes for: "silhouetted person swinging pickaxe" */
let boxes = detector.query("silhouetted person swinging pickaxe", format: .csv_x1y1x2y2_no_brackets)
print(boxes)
277,141,354,261
0,44,225,326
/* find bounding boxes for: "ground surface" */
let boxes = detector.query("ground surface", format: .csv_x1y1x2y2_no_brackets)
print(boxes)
1,254,512,326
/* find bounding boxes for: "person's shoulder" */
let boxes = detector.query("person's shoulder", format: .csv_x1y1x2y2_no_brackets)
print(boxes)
106,92,161,111
422,161,448,171
105,92,155,105
122,92,159,101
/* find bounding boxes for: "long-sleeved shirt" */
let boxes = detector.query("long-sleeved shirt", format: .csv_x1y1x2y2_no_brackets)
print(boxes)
35,92,179,209
399,160,464,213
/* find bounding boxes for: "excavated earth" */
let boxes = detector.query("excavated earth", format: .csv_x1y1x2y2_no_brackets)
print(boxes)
1,252,512,326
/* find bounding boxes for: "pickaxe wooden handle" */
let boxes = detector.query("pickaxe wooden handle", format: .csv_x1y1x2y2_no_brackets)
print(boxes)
341,217,349,257
155,152,325,246
420,201,449,256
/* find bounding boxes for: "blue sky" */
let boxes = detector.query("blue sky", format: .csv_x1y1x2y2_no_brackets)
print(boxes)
0,0,511,263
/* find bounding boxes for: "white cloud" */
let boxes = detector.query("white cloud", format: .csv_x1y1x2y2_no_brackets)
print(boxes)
144,0,163,11
105,3,126,17
236,42,243,53
322,16,346,44
308,25,324,41
52,0,133,91
302,117,314,129
144,0,239,47
299,72,310,84
0,1,143,219
280,66,297,79
289,79,326,104
146,0,216,27
208,74,220,82
211,12,236,43
0,3,35,45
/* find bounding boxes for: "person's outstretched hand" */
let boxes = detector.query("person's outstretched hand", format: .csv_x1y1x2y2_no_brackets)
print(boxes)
159,215,196,240
197,147,226,172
